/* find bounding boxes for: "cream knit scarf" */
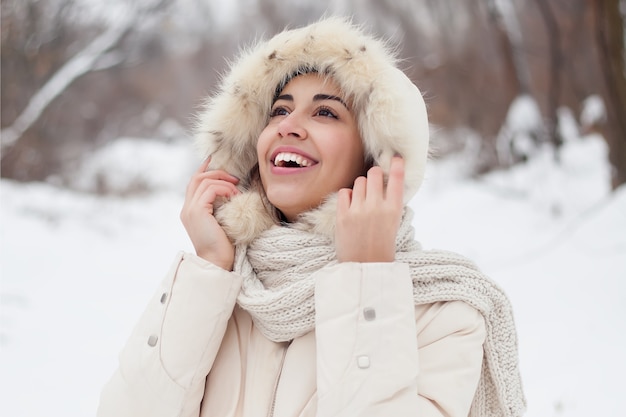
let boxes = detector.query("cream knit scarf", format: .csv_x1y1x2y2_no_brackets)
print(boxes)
234,209,526,417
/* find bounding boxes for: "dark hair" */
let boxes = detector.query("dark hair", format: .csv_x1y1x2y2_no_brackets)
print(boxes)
272,66,320,104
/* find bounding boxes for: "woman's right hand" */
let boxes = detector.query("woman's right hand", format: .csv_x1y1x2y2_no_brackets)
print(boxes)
180,158,240,271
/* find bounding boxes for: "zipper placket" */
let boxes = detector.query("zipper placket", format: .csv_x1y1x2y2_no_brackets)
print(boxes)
267,341,292,417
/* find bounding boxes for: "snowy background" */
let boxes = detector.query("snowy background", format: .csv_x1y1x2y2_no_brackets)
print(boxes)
1,125,625,416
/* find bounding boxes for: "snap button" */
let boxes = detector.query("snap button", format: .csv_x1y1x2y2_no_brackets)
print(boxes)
357,355,370,369
363,307,376,321
147,335,158,347
160,292,168,304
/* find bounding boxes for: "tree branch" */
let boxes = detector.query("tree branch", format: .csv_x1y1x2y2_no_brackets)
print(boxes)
0,0,179,153
0,15,136,152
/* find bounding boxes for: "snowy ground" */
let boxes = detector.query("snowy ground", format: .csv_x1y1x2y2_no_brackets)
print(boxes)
1,133,624,417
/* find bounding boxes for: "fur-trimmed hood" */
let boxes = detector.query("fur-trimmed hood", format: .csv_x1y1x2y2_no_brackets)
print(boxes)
194,17,429,245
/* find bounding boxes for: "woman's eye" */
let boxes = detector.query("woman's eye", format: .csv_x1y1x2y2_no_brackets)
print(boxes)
270,106,289,117
317,107,337,118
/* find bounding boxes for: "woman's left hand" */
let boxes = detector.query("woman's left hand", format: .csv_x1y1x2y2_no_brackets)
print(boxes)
335,156,405,263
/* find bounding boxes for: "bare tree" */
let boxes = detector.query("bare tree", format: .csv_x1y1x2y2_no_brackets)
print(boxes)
592,0,626,189
486,0,531,93
0,19,132,152
533,0,564,151
0,0,170,153
2,0,621,188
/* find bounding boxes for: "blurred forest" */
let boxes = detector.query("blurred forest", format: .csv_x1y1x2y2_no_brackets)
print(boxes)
2,0,625,190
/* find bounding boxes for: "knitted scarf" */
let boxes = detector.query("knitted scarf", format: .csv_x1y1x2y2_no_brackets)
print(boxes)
234,209,526,417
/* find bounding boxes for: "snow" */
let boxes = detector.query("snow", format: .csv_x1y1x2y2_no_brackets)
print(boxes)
580,94,606,129
1,133,625,417
412,134,625,417
70,137,196,194
497,94,544,164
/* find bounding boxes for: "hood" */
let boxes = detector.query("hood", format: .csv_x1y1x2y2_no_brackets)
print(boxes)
194,17,430,245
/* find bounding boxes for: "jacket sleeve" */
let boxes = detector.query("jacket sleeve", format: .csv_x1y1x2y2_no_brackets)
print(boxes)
314,262,486,417
97,252,243,417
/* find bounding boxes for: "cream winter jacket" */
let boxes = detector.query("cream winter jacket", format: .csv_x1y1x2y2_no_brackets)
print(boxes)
98,252,486,417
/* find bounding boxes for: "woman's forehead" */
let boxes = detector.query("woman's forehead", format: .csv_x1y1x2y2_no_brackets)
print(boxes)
280,73,340,94
275,73,353,110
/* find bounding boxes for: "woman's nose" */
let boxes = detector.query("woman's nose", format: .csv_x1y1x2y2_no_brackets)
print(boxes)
277,113,307,139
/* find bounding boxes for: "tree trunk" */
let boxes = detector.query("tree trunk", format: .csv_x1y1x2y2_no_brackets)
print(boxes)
534,0,564,152
486,0,531,94
593,0,626,189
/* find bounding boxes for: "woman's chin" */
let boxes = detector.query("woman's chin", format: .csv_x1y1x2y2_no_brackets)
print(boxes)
268,197,314,223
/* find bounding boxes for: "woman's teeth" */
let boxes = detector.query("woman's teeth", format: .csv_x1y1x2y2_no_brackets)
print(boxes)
273,152,312,167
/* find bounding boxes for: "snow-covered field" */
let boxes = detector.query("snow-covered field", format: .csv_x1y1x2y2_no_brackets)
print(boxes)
1,133,624,416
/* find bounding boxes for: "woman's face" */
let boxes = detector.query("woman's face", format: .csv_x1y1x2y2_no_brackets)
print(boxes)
257,73,365,222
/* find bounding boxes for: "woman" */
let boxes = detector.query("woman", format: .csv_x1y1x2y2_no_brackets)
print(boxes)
98,17,525,417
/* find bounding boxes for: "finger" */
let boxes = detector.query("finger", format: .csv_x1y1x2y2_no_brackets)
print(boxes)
186,169,239,201
196,170,240,185
192,179,239,206
197,183,239,207
186,178,238,214
385,156,405,203
351,176,367,205
188,183,239,217
336,188,352,216
366,166,384,202
186,158,212,200
197,156,212,173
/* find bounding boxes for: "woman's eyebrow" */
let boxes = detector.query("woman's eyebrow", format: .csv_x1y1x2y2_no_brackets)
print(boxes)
275,94,293,103
274,93,348,110
314,94,348,109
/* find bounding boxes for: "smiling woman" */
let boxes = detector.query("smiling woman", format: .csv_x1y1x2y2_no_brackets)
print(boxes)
97,16,526,417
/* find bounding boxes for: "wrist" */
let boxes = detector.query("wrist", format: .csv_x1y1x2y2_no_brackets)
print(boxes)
197,251,234,271
336,251,395,263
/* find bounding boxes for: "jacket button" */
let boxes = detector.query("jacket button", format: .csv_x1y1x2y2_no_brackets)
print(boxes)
363,307,376,321
147,335,158,347
357,355,370,369
160,292,168,304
